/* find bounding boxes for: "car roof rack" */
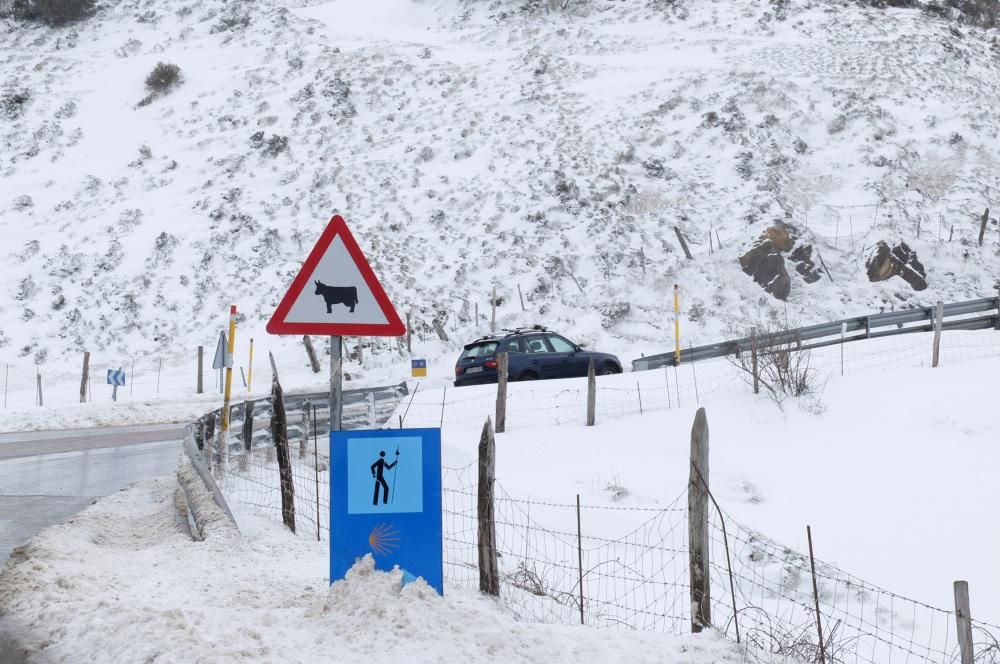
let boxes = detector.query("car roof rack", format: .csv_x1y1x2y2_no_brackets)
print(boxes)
499,324,549,336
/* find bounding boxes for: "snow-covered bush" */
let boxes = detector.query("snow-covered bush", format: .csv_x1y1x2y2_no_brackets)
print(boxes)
145,62,182,95
2,0,94,25
0,88,29,120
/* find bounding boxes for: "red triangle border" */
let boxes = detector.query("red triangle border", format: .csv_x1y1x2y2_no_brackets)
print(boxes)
266,215,406,337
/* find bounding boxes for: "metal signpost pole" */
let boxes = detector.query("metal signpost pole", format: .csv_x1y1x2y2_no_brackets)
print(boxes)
330,335,343,433
248,338,254,392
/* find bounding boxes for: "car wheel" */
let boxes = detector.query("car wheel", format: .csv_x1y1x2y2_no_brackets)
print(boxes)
599,365,619,376
519,371,539,381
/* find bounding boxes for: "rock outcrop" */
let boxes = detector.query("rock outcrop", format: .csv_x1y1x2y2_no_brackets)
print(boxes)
739,223,822,300
865,241,927,291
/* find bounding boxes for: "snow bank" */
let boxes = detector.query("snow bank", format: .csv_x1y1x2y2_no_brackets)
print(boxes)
0,477,752,663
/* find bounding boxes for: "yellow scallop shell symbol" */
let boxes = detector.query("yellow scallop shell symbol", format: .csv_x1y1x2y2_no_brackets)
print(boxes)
368,523,401,556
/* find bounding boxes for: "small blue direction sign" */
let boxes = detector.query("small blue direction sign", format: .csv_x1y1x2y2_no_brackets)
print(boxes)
330,428,442,593
106,369,126,386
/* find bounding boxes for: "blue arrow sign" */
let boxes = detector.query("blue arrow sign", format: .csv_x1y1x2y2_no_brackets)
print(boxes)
106,369,126,386
330,428,442,593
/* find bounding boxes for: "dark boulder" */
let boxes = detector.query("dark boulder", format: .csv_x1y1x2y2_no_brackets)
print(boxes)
739,222,819,301
865,241,927,291
789,244,822,284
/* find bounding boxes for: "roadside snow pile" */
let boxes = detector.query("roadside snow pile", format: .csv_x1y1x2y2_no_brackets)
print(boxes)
0,476,751,663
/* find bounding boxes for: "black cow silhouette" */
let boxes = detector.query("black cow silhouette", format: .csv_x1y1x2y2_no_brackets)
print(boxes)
314,281,358,313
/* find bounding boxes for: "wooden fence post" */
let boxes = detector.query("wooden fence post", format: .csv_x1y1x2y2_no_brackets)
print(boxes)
673,226,694,260
36,370,43,407
491,286,497,333
406,313,412,354
270,373,296,532
954,580,975,664
204,411,216,453
750,329,759,395
197,346,204,394
495,352,508,434
517,284,526,311
432,319,450,342
586,358,596,426
978,208,989,247
303,335,321,373
242,400,254,453
195,418,206,451
932,301,944,368
80,351,90,403
688,407,711,632
300,399,311,459
477,417,499,596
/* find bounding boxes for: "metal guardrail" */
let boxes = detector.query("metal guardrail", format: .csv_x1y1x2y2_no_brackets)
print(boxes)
633,296,1000,371
191,380,410,452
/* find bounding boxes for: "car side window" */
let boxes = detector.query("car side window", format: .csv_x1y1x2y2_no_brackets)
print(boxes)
546,335,576,353
522,335,550,353
505,338,523,353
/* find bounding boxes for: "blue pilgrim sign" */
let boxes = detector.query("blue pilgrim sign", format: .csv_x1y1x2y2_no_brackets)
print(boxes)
330,428,443,593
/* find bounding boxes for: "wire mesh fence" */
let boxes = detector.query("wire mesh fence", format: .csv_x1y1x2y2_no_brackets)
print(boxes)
190,327,1000,663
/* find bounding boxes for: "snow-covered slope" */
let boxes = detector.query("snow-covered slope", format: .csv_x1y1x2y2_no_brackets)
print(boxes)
1,0,999,372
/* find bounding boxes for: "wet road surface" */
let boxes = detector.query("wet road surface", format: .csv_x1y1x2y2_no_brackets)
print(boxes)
0,425,184,663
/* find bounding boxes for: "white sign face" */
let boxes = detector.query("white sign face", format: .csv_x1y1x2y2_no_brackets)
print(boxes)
282,235,390,327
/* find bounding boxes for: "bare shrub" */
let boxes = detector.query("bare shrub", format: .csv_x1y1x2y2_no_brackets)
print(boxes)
738,609,857,664
725,319,818,405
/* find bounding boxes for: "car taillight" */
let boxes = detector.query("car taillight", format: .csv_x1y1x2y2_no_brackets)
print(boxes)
455,366,462,375
485,359,498,369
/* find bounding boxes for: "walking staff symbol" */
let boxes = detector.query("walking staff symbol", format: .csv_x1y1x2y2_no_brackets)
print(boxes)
371,448,400,505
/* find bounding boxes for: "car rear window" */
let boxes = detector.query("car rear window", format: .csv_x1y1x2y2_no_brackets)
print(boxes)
460,342,498,359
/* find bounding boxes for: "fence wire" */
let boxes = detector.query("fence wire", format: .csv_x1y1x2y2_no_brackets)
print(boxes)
194,329,1000,664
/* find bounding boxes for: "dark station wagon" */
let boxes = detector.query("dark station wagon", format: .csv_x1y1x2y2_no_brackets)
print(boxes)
454,326,623,387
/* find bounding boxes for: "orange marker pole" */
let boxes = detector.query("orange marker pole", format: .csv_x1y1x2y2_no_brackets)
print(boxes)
673,285,681,365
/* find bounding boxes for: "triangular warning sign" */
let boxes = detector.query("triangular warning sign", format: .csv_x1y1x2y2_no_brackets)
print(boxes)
266,215,405,337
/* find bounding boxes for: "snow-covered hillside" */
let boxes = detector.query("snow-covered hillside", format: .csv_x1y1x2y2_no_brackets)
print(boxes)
1,0,999,373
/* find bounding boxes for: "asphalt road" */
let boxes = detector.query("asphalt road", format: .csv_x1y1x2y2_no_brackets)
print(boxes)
0,424,184,663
